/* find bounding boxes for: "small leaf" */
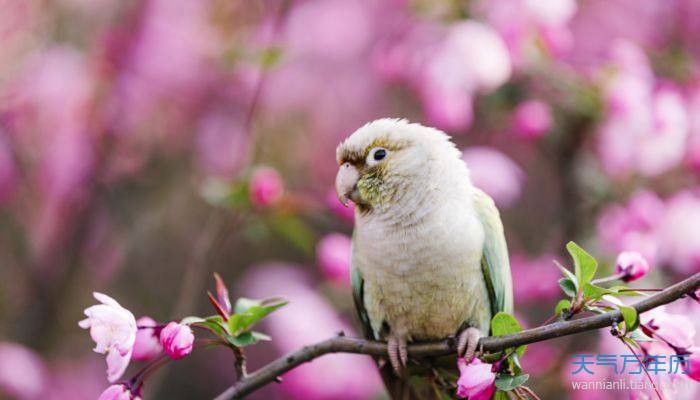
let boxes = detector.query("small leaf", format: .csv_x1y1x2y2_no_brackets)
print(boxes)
228,297,288,335
558,278,577,297
491,312,526,357
213,272,232,315
582,282,615,300
618,305,639,332
229,332,260,347
555,299,571,316
566,241,598,286
494,374,529,391
601,295,623,306
180,316,205,325
554,260,579,291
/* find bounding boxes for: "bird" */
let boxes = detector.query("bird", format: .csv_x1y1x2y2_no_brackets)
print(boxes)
334,118,513,399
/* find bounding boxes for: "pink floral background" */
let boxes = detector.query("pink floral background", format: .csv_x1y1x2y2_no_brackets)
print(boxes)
0,0,699,399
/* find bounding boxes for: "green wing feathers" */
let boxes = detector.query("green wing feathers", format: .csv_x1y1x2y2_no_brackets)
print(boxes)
473,188,514,317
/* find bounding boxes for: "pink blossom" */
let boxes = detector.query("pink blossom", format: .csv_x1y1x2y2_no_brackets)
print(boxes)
685,347,700,381
132,317,162,361
462,147,524,208
78,293,136,382
511,253,561,303
641,306,696,350
456,358,496,400
420,21,511,131
614,251,650,282
656,190,700,274
0,342,47,400
240,264,382,399
326,189,354,223
159,322,194,360
316,233,352,285
512,99,553,139
97,384,133,400
249,166,283,207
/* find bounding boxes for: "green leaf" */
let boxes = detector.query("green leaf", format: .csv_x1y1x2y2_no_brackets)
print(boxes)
228,297,288,335
618,305,639,332
555,299,571,316
494,374,530,391
566,241,598,286
582,282,615,300
558,278,577,297
555,260,579,291
180,316,205,325
493,390,509,400
491,312,526,357
193,316,228,337
227,331,272,347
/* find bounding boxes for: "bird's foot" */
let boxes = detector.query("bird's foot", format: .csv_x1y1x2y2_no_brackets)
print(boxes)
457,327,482,363
387,334,408,376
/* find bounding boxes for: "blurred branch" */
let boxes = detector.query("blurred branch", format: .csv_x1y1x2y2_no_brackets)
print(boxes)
214,272,699,400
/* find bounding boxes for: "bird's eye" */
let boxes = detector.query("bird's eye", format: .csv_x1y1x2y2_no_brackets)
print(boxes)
367,147,389,165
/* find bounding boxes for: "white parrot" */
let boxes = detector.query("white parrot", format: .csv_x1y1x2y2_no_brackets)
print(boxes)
335,118,513,399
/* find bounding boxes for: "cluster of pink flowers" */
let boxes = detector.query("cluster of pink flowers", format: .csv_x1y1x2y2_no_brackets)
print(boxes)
78,293,194,397
598,189,700,274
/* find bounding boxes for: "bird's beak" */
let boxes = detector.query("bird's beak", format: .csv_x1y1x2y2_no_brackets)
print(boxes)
335,162,360,207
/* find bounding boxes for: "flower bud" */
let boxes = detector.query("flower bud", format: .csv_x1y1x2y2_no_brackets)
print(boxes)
316,233,352,285
159,322,194,360
512,99,552,140
132,317,162,361
615,251,650,282
456,358,495,400
249,166,283,207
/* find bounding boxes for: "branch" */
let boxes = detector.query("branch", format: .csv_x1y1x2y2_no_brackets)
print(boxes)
214,273,699,400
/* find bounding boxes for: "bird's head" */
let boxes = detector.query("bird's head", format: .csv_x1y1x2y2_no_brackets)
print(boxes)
335,118,464,214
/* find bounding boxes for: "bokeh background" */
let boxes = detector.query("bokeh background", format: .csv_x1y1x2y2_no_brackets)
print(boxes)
1,0,699,399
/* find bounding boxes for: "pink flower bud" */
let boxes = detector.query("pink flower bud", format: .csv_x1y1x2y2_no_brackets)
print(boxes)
132,317,162,361
159,322,194,360
316,233,352,285
456,358,495,400
98,384,133,400
615,251,650,282
684,347,700,381
249,166,283,207
512,99,553,140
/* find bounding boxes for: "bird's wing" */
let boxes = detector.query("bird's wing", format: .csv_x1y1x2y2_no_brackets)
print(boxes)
472,187,514,316
350,259,375,340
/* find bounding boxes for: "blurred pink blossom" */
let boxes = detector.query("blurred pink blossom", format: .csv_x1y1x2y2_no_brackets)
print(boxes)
478,0,577,66
521,341,558,376
511,99,553,140
159,322,194,360
78,292,136,382
195,112,249,179
685,347,700,381
511,253,561,303
641,306,696,350
614,251,650,282
597,42,689,178
462,147,524,208
97,384,134,400
240,264,382,400
132,316,162,361
656,190,700,274
685,80,700,170
597,190,664,264
456,357,495,400
0,342,47,400
249,166,284,207
316,233,352,285
326,188,354,223
421,21,511,131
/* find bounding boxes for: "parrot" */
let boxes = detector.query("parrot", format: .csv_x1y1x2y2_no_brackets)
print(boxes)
334,118,513,399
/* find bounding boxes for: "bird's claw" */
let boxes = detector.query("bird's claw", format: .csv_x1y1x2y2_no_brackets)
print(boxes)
388,335,408,376
458,327,482,363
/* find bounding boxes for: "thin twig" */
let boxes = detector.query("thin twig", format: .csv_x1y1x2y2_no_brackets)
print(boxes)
213,273,699,399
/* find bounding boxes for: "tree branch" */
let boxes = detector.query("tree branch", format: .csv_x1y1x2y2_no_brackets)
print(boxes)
214,273,699,400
